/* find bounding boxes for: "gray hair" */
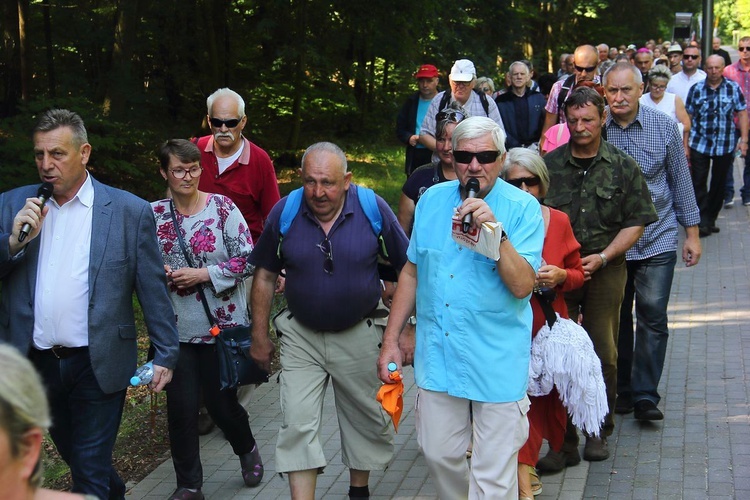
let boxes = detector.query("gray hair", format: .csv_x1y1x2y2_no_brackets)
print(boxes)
647,64,672,83
452,116,507,155
474,77,495,94
301,142,348,174
206,88,245,118
602,61,643,86
34,109,88,148
436,101,468,140
502,148,550,197
0,343,51,488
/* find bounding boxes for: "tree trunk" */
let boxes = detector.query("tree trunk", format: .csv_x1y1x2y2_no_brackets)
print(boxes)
17,0,30,101
42,0,55,97
103,0,140,119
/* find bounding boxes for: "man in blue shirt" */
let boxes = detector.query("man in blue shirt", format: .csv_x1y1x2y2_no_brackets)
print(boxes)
685,54,749,236
396,64,440,175
602,63,702,422
379,117,544,498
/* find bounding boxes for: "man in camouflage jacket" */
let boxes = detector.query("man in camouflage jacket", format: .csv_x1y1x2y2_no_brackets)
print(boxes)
541,87,657,468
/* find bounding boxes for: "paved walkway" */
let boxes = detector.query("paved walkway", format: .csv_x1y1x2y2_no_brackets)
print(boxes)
128,159,750,499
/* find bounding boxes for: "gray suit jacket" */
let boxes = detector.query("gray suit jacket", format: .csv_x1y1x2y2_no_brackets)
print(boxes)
0,177,179,393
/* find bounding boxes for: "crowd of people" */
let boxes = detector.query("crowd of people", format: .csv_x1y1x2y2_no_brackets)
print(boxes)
0,34,747,500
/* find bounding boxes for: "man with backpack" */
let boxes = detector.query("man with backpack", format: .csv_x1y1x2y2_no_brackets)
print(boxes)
539,45,601,151
418,58,505,153
249,142,409,500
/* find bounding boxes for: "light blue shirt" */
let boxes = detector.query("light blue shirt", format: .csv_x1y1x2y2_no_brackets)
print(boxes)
408,179,544,402
415,98,432,149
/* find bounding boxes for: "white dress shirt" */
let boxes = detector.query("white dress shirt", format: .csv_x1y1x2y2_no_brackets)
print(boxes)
33,174,94,349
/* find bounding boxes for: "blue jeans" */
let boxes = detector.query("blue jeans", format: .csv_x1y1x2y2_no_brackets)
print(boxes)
617,251,677,405
724,132,750,203
31,348,127,499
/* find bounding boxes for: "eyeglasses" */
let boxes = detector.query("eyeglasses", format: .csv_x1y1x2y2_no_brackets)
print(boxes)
169,166,203,179
318,237,333,275
650,84,667,91
506,176,541,188
452,81,472,88
683,54,700,60
209,117,242,128
574,64,598,73
453,150,500,164
436,109,466,123
739,47,750,52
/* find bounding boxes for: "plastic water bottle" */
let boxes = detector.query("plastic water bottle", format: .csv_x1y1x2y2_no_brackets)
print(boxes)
387,362,398,373
130,361,154,386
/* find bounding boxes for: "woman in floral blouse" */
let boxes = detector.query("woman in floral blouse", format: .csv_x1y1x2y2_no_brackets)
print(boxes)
151,139,262,500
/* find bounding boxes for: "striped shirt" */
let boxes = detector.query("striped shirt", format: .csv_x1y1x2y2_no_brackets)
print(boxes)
605,104,701,260
686,77,747,156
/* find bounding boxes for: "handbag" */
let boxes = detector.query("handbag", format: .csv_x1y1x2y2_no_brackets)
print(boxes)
169,200,269,389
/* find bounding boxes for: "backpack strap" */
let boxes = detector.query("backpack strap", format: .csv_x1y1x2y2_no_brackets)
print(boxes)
556,75,577,119
475,89,490,116
353,185,388,259
277,187,304,258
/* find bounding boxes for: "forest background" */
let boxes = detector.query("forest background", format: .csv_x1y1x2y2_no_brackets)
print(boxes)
3,0,750,200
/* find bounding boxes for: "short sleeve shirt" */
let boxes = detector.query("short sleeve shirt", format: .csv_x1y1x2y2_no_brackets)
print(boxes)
686,78,747,156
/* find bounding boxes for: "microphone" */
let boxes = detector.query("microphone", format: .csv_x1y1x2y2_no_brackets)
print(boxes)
462,178,480,233
18,182,54,243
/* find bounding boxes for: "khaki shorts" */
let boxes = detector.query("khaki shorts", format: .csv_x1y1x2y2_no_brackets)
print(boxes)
273,310,394,473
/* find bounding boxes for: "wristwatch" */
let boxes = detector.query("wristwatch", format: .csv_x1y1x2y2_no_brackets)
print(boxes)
407,315,417,326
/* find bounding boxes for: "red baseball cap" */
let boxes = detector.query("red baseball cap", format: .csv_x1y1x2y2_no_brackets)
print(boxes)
414,64,439,79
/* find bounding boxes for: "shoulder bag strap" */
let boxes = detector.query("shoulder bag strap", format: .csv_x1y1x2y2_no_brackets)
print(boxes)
168,199,218,330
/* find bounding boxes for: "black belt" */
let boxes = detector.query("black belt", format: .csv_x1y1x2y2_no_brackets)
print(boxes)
36,346,89,359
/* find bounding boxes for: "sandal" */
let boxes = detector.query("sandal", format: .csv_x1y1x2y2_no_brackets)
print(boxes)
529,465,543,496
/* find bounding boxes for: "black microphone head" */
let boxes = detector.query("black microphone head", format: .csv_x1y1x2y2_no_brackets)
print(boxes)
466,178,480,194
38,182,54,199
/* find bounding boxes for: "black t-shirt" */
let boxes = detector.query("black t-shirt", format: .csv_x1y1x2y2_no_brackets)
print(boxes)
402,162,449,204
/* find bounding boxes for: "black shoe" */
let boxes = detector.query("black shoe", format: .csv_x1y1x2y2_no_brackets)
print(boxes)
710,226,720,233
536,447,581,473
583,436,609,461
168,487,204,500
615,394,634,414
197,409,215,435
634,399,664,421
698,226,711,238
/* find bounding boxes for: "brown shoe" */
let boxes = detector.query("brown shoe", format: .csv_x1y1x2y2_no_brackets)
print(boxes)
535,447,581,473
583,436,609,461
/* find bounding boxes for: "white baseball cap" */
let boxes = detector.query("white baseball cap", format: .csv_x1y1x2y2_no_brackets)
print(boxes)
450,59,476,82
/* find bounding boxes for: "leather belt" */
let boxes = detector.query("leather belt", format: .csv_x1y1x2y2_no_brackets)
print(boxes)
37,346,89,359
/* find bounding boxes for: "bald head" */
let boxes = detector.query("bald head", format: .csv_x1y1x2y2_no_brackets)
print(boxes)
573,45,599,83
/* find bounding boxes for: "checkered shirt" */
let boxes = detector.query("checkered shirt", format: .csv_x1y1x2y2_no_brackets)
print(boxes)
605,105,701,260
686,77,747,156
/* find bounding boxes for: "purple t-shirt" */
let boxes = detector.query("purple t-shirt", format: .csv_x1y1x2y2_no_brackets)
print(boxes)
250,184,409,331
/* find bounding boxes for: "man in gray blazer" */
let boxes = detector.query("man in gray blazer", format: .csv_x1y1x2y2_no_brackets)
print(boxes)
0,109,179,499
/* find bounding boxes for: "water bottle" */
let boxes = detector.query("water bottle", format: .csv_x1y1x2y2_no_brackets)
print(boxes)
387,362,398,373
130,360,154,386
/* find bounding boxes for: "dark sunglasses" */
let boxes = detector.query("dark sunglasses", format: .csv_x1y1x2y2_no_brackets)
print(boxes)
506,176,541,188
318,238,334,275
574,64,597,73
209,117,242,128
453,150,499,164
436,109,466,123
683,54,700,60
739,47,750,52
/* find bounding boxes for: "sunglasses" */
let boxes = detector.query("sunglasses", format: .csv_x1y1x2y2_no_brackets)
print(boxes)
683,54,700,60
453,150,499,164
318,238,334,275
436,109,466,123
506,176,541,188
739,47,750,52
575,64,597,73
209,117,242,128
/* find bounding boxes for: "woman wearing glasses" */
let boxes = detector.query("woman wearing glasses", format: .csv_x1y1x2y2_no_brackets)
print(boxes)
151,139,262,500
639,64,691,156
397,103,466,235
501,148,584,499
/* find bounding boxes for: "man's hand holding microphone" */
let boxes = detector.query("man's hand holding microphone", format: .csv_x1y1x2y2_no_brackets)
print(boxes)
10,182,54,256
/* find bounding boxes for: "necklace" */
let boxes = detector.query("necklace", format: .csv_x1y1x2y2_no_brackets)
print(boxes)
175,193,202,216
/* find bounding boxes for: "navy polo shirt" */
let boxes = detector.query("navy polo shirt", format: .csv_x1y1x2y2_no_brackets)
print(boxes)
250,184,409,331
